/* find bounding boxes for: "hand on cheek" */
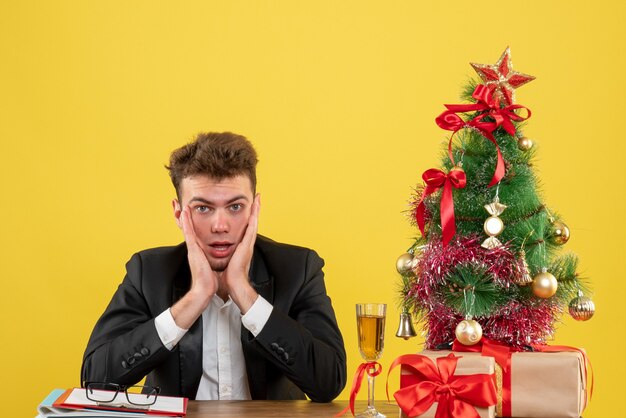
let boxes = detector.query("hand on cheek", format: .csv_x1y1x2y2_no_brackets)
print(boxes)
223,194,260,313
182,206,218,297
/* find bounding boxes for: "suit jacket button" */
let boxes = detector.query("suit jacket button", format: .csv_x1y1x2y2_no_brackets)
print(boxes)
122,360,129,369
270,343,279,351
283,352,290,362
133,352,143,359
276,347,285,355
140,348,150,356
128,357,136,365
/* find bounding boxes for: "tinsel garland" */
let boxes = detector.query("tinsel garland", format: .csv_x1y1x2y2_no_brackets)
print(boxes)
406,235,560,349
419,301,560,350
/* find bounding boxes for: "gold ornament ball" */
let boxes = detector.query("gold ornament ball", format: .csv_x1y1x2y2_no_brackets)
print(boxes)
569,296,595,321
396,253,415,275
549,221,571,245
518,136,533,151
532,271,558,298
455,319,483,346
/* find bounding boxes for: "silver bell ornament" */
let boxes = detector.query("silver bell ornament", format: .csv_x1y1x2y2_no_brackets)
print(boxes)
395,311,418,340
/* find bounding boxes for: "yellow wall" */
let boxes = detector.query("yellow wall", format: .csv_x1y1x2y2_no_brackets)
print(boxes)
1,1,623,416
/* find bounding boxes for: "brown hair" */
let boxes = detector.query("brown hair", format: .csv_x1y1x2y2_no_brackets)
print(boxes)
167,132,258,199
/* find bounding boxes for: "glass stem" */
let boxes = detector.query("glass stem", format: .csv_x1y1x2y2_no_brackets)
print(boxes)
367,367,375,410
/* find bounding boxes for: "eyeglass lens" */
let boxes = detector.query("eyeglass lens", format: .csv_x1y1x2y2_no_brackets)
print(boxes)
125,385,159,406
86,383,120,402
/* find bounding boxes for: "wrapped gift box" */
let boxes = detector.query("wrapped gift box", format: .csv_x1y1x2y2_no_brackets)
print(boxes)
505,350,587,418
398,351,496,418
399,348,588,418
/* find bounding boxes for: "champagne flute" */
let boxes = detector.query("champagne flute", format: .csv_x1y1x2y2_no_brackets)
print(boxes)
356,303,386,418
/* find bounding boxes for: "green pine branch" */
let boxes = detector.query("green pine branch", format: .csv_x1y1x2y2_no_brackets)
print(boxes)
440,264,512,317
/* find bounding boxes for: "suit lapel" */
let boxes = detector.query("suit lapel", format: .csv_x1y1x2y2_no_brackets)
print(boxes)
249,245,273,303
179,319,203,398
241,245,273,399
172,255,203,399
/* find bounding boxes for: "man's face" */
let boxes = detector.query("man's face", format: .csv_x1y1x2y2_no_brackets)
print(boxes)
173,174,254,272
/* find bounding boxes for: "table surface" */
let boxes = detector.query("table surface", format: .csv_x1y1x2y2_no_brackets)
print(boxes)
186,400,400,417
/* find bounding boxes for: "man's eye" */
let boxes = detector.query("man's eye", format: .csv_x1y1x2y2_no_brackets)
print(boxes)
195,205,211,213
230,203,243,212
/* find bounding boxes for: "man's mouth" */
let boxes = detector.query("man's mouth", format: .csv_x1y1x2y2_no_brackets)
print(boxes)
208,242,234,258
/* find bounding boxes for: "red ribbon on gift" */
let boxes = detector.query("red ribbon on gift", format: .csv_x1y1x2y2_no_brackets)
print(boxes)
335,361,382,417
415,167,466,246
452,338,515,416
435,84,531,187
386,353,497,418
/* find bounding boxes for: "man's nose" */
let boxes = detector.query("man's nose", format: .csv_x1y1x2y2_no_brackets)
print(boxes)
210,210,229,233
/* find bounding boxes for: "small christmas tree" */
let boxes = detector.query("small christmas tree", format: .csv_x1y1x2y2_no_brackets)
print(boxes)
397,48,595,350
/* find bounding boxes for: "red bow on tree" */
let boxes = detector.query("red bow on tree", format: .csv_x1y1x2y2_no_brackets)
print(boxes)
435,84,531,187
415,167,466,246
387,353,497,418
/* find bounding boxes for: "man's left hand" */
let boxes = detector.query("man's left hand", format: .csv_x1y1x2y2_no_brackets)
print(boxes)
221,193,261,314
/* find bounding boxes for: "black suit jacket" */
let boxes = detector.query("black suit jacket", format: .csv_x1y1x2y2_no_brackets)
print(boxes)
81,235,347,402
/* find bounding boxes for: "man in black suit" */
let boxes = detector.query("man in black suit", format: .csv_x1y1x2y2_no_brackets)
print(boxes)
81,132,347,402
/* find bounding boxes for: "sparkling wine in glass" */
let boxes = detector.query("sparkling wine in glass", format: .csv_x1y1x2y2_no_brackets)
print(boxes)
356,303,386,418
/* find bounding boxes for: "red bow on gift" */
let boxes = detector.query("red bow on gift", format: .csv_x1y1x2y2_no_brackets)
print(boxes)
387,353,497,418
435,84,531,187
415,167,466,246
452,338,515,416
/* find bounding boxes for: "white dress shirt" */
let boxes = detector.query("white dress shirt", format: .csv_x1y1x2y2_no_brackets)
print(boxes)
154,295,273,400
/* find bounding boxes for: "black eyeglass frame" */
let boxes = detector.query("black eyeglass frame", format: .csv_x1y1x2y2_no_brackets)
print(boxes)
83,382,161,407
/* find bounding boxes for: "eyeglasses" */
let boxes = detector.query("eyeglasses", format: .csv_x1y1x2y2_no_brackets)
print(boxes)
84,382,161,409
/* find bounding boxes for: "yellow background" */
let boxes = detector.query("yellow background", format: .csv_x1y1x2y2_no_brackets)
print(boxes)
1,1,623,416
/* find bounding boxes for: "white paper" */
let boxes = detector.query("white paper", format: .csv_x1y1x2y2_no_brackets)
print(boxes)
64,388,184,414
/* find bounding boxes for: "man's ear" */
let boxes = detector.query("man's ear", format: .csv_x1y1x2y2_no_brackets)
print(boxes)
172,199,183,230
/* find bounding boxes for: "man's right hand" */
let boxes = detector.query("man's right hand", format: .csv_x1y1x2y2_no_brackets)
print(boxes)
170,206,217,329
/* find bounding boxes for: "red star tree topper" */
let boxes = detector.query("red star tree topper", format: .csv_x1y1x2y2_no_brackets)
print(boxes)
470,47,535,105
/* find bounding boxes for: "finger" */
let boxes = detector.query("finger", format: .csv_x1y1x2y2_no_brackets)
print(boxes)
181,207,203,255
242,194,260,252
254,193,261,217
180,206,194,241
181,207,218,293
249,193,260,230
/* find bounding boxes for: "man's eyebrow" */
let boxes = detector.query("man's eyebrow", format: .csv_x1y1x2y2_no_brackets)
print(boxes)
188,195,250,205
